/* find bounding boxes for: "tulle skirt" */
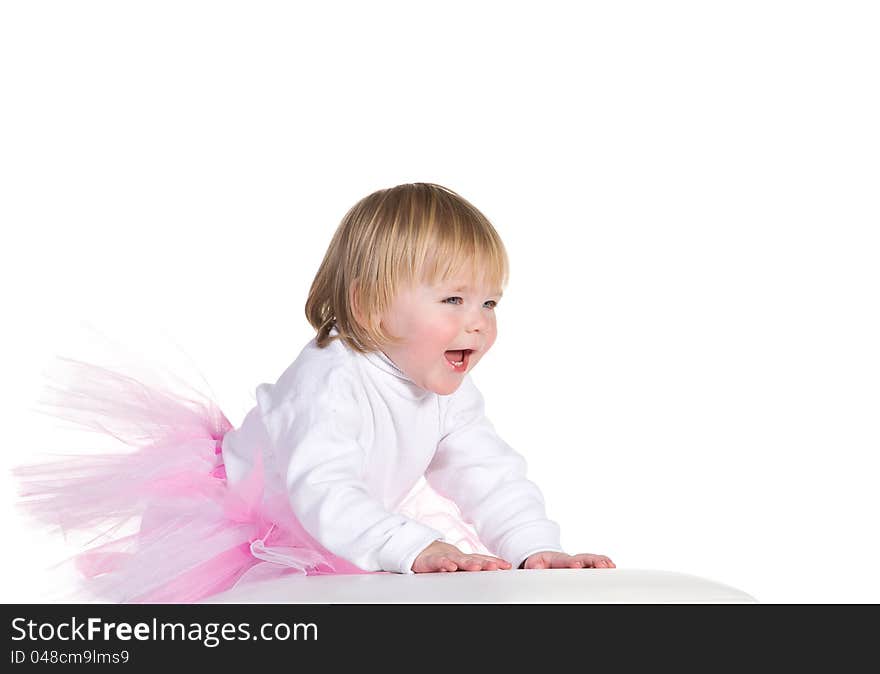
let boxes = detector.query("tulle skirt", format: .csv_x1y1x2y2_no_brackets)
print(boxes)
13,342,489,604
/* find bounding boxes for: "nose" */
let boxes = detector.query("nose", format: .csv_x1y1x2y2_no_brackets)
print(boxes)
465,306,490,334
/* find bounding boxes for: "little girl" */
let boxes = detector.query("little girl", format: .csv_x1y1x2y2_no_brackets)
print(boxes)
15,182,614,603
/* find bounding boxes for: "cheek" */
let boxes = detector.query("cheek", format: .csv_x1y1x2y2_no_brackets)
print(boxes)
485,318,498,346
415,314,459,342
406,320,453,359
482,331,497,358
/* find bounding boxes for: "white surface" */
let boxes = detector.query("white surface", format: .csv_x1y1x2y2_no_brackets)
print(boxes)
203,569,756,604
2,2,879,604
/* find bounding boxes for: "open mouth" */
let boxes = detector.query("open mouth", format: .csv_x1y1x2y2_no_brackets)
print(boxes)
444,349,473,372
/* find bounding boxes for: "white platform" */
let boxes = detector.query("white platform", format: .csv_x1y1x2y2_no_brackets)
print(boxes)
204,569,757,603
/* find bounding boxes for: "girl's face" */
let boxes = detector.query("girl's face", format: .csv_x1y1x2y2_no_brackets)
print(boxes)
378,278,501,395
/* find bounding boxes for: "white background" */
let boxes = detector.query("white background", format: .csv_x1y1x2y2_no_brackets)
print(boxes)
2,1,878,603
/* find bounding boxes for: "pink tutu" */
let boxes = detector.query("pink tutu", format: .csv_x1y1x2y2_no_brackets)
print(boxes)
13,343,489,603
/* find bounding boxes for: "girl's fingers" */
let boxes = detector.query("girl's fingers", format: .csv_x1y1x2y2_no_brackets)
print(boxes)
453,555,508,571
473,554,511,569
443,555,475,571
517,552,617,571
568,554,616,569
437,556,457,572
425,551,513,572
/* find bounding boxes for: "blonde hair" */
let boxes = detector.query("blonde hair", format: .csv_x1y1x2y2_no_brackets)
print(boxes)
305,182,509,353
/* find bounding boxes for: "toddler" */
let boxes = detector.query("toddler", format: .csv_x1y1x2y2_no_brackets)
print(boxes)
15,182,614,602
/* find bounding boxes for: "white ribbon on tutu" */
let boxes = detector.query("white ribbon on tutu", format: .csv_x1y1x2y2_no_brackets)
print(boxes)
248,525,326,573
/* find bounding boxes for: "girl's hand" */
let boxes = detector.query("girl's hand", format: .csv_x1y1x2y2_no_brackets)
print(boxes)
412,540,512,573
520,551,616,569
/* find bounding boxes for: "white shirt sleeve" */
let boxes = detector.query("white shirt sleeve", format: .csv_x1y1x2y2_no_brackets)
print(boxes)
425,375,565,570
260,368,444,574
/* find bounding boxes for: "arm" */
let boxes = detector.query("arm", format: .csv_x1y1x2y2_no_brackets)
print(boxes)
425,375,565,570
260,369,444,574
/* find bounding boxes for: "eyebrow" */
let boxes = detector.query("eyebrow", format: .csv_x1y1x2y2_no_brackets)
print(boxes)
448,285,503,298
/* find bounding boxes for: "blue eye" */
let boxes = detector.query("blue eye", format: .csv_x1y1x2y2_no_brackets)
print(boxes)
443,297,497,309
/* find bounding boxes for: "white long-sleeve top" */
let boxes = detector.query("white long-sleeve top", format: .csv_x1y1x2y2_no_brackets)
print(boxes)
221,326,563,574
